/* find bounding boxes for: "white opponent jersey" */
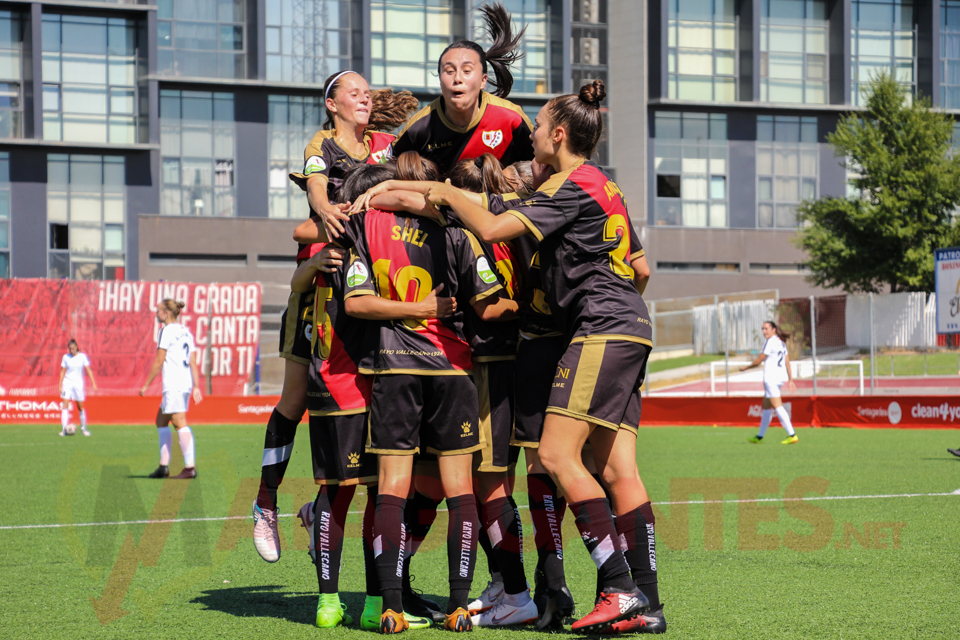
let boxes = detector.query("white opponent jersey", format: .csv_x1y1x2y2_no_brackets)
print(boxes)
761,336,788,384
61,352,90,388
158,323,197,393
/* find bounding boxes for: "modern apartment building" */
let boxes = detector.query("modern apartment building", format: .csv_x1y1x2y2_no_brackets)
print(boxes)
1,0,957,306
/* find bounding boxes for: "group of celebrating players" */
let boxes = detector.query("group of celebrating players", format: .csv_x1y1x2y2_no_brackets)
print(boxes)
248,4,664,635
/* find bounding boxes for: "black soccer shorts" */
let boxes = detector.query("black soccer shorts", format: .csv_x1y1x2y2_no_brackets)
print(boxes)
308,412,378,486
512,335,567,447
279,289,315,365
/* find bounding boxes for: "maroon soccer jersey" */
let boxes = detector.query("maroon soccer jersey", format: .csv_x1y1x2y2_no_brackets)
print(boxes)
498,160,652,344
392,92,533,173
337,210,502,374
307,248,372,414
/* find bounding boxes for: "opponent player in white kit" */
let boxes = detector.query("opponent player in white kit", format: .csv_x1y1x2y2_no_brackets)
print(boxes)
139,299,203,478
741,320,798,444
58,339,97,436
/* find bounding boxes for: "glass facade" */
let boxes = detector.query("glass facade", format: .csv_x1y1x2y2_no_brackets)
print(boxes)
160,90,236,217
42,15,140,144
653,112,728,227
0,152,8,277
851,0,915,106
47,154,125,280
473,0,550,94
668,0,737,102
760,0,828,104
157,0,246,79
370,0,453,90
268,95,322,218
756,115,818,228
0,12,22,139
265,0,353,84
943,1,960,108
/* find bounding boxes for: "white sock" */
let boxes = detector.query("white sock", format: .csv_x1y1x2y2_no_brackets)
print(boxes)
61,407,69,431
775,406,795,436
158,427,172,465
178,426,195,468
80,409,87,429
758,409,773,438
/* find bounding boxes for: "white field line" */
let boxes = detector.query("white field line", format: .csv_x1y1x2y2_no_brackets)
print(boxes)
2,489,958,531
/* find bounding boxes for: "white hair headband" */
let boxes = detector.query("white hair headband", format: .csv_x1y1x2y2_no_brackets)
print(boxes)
325,70,359,101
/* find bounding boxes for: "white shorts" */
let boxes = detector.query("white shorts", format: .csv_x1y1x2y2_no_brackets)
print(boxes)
161,390,191,415
61,384,85,402
763,380,784,398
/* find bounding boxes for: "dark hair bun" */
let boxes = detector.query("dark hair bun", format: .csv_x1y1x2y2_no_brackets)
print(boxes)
579,79,606,108
176,301,186,311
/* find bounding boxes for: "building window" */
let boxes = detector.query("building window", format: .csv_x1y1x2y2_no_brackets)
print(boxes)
851,0,915,106
760,0,828,104
0,12,22,139
668,0,737,102
749,262,810,274
157,0,245,80
657,261,741,272
268,95,323,218
471,0,550,94
265,0,353,84
160,90,236,217
47,154,126,280
653,111,728,227
42,15,140,144
370,0,453,90
943,1,960,108
0,152,8,277
757,115,818,228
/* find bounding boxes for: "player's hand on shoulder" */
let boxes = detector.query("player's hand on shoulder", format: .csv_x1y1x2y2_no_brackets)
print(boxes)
319,203,349,238
311,246,344,273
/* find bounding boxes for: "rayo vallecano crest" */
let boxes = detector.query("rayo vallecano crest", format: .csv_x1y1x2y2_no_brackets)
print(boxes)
482,130,503,149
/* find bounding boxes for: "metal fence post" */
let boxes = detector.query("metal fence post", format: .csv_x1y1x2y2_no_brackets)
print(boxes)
724,302,730,397
714,294,720,354
869,292,875,393
810,295,817,395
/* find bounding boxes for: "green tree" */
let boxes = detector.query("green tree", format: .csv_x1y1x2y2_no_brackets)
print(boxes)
795,72,960,293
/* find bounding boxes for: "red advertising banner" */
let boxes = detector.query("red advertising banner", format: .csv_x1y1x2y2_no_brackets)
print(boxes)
0,279,261,398
0,396,282,425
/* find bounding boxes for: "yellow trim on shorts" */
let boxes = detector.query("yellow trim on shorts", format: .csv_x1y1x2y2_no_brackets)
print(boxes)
569,334,653,347
426,442,485,456
474,355,515,363
546,407,621,432
476,462,509,472
316,475,378,487
280,353,310,365
619,423,639,435
359,367,472,376
281,292,301,355
567,340,605,416
367,447,420,456
509,437,540,449
308,407,368,417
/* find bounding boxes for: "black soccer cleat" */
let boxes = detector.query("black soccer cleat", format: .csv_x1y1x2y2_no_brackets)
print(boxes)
535,586,576,631
948,448,960,458
402,577,444,623
148,465,169,478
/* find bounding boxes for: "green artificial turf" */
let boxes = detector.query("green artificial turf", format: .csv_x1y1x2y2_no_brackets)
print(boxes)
647,355,725,374
1,423,958,639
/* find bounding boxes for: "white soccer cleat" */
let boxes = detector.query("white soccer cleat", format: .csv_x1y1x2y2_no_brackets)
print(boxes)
81,428,91,436
252,500,281,563
468,580,504,614
471,594,538,627
297,501,316,563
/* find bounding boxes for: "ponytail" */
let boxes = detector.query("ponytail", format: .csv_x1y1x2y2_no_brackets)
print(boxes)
765,320,790,342
160,299,186,319
367,89,420,132
545,79,606,158
395,151,442,182
448,153,512,194
438,2,525,98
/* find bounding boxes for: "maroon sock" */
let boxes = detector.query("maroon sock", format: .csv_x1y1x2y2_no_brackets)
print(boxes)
617,502,661,609
569,497,633,592
527,473,567,590
445,494,479,613
256,409,299,510
373,494,407,613
481,496,526,595
362,489,380,597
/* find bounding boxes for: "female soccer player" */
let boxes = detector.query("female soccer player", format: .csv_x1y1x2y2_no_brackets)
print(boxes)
742,321,798,444
418,80,662,633
391,3,532,175
251,71,418,564
58,339,96,436
139,300,202,480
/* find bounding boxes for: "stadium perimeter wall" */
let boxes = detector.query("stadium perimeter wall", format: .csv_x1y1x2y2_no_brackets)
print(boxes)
4,396,960,430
